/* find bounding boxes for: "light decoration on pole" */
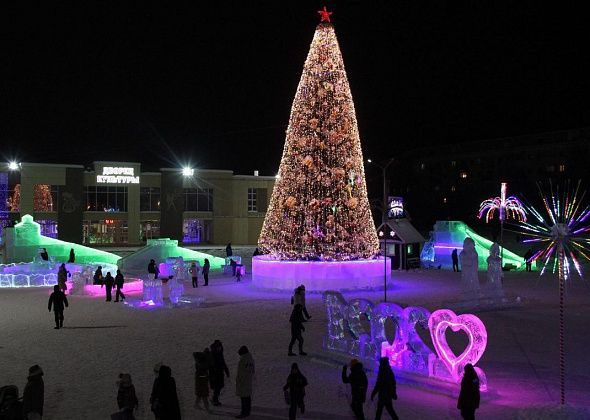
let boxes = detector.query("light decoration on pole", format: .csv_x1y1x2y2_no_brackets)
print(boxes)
512,180,590,406
478,182,527,223
258,8,380,261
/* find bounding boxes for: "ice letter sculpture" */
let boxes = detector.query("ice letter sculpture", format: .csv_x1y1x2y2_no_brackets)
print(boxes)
322,291,488,390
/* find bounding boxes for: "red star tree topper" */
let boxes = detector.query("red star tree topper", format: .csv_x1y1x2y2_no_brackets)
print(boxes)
318,6,333,23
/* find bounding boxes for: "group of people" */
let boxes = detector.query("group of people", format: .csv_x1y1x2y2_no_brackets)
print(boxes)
189,259,210,287
93,266,127,302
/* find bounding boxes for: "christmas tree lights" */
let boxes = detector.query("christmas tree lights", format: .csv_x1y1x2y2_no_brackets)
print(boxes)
258,17,379,261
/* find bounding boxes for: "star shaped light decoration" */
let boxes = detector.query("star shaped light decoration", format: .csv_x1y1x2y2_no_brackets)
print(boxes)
318,6,333,23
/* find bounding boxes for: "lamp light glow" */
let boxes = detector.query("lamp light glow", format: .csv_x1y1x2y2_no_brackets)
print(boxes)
182,167,194,177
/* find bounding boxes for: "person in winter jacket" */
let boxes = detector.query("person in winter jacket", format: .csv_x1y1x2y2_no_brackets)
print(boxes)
342,359,368,420
68,248,75,263
235,345,255,418
202,259,210,286
452,249,460,272
104,272,115,302
114,269,126,302
370,357,399,420
48,285,68,329
288,304,307,356
23,364,44,420
150,365,181,420
117,373,138,420
189,262,200,288
209,340,230,406
283,363,308,420
57,263,69,293
93,266,104,285
193,349,212,411
457,363,480,420
291,285,311,320
226,243,233,257
148,259,159,279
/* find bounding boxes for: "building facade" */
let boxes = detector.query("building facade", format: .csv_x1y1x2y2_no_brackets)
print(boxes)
0,161,275,246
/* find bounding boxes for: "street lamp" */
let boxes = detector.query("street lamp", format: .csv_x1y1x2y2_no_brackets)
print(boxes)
379,228,395,302
182,167,194,177
8,161,19,171
366,157,395,223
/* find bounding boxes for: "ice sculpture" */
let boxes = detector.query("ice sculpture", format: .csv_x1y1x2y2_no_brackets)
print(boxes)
1,215,120,265
460,237,480,298
322,291,488,391
486,243,504,297
117,238,224,274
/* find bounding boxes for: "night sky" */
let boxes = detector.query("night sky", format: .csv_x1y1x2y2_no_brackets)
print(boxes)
2,1,589,174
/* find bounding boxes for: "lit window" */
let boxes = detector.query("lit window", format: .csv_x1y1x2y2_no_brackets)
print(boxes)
451,186,456,192
420,163,426,170
460,171,468,179
248,188,257,212
443,197,448,204
451,161,456,167
559,164,566,173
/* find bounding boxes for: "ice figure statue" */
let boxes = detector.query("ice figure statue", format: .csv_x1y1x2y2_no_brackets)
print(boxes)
486,243,504,298
460,237,480,299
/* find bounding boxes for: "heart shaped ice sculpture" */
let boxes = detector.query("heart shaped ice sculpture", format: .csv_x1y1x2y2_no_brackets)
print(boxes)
428,309,487,382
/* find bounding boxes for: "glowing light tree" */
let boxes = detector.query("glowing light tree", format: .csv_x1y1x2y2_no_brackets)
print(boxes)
258,7,380,262
514,181,590,405
478,182,527,263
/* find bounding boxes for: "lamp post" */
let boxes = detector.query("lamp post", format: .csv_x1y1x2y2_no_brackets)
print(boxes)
367,158,395,223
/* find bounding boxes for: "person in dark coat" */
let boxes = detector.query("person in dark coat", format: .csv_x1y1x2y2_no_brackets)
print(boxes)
148,259,159,279
457,363,480,420
524,248,533,272
283,363,308,420
209,339,230,406
193,349,212,411
252,248,260,257
93,266,104,285
370,357,399,420
57,263,69,294
342,359,368,420
226,243,233,257
115,269,126,302
202,259,210,286
104,272,114,302
23,364,44,420
67,248,75,263
229,258,237,276
452,249,459,272
117,373,138,420
150,365,181,420
40,248,49,261
288,304,307,356
48,285,68,329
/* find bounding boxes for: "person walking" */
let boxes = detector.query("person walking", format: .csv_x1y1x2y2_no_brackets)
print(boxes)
116,373,138,420
235,346,255,419
291,285,311,320
150,365,181,420
23,364,44,420
93,266,104,285
202,259,210,286
283,363,308,420
48,285,68,329
457,363,480,420
370,357,399,420
193,349,212,412
114,269,126,302
210,340,230,406
104,272,114,302
40,248,49,261
148,259,159,279
342,359,368,420
452,249,460,272
226,243,233,257
68,248,75,263
288,304,307,356
189,262,199,288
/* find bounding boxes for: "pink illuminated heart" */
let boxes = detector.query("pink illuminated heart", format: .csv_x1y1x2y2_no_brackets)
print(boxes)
428,309,487,381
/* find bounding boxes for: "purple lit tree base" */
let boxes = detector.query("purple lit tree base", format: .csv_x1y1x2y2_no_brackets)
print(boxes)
513,180,590,405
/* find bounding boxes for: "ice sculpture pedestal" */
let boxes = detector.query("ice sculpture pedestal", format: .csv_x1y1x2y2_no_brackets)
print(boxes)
252,256,391,292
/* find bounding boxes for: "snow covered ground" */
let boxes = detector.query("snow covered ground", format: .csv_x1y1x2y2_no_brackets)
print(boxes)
1,269,589,419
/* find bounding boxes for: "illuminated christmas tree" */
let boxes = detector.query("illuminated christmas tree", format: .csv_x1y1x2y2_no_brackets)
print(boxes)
34,184,54,211
259,9,380,261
